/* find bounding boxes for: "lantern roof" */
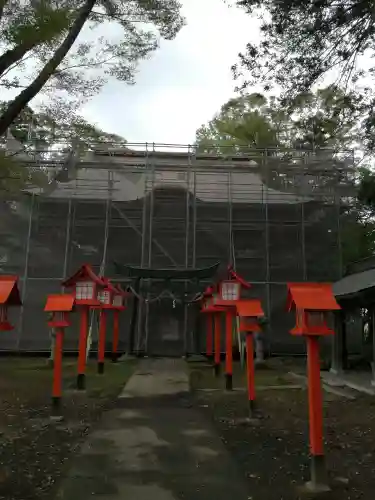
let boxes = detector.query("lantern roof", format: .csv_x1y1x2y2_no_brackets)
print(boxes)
203,286,215,298
44,294,75,312
62,264,105,288
201,303,227,313
102,277,117,294
113,284,130,297
0,275,22,306
213,299,237,308
236,299,264,317
227,265,251,289
287,283,341,312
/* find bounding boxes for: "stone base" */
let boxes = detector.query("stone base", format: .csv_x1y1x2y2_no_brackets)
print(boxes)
304,481,331,494
50,415,64,423
77,373,86,390
306,455,330,493
225,373,233,391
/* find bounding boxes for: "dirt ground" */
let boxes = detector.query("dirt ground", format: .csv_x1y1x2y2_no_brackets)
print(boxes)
0,357,136,500
190,359,375,500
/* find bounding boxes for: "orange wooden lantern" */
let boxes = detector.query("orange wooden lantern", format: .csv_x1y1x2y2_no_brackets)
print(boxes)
45,294,75,328
96,278,117,310
44,294,75,415
112,284,128,311
62,265,105,389
0,275,22,331
91,278,118,374
201,291,226,375
62,264,105,307
287,283,340,336
236,299,264,417
236,299,264,332
287,282,340,492
214,268,251,390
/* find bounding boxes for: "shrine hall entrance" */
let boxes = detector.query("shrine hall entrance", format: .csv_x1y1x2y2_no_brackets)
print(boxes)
114,262,221,357
146,299,185,356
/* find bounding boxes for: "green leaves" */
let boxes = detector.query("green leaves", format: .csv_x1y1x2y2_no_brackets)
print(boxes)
196,86,361,153
0,0,184,135
0,99,127,195
234,0,375,150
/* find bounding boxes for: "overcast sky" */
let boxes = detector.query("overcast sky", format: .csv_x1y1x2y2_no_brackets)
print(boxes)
81,0,258,145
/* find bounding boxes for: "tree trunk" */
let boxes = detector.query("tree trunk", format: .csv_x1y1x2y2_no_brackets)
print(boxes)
0,40,46,78
0,0,96,136
0,0,7,21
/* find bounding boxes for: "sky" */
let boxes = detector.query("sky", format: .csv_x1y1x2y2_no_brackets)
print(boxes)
80,0,258,145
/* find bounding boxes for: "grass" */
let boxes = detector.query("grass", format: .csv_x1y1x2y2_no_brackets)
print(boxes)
0,356,137,500
189,359,298,391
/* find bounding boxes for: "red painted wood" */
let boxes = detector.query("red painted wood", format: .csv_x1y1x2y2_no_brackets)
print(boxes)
225,311,233,375
214,313,221,366
307,336,324,455
112,310,120,357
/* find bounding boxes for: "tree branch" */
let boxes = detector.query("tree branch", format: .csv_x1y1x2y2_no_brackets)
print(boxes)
0,0,7,21
0,0,97,137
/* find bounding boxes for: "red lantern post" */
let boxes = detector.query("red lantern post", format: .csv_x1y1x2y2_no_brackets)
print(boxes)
92,278,118,374
201,292,226,375
212,300,228,377
111,285,128,362
214,267,251,390
0,275,22,331
44,294,75,415
287,282,340,492
236,299,264,418
62,265,105,389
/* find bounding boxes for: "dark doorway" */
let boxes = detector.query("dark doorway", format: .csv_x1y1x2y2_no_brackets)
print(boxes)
146,299,185,356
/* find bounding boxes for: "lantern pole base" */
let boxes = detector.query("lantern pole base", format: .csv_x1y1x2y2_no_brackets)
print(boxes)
98,362,105,374
112,354,118,363
248,399,256,418
77,373,86,390
225,373,233,391
214,363,221,377
51,396,61,412
306,455,330,493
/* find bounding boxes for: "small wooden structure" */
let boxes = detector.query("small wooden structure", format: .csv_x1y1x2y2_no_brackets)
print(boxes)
44,294,75,414
236,299,264,417
287,282,340,492
0,275,22,331
213,267,251,390
332,257,375,385
200,289,226,376
92,278,117,374
62,264,105,389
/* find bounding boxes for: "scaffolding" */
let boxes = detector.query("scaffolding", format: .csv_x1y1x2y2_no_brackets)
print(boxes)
0,141,356,355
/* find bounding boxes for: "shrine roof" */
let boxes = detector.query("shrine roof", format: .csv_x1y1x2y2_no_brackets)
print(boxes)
287,283,340,311
236,299,264,317
62,264,105,287
0,276,22,305
227,266,251,289
44,294,75,312
113,262,220,280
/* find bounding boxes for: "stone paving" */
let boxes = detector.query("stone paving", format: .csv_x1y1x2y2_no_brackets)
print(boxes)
56,358,251,500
